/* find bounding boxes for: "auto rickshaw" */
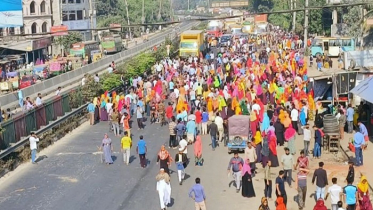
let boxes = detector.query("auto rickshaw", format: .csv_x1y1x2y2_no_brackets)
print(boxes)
227,115,251,154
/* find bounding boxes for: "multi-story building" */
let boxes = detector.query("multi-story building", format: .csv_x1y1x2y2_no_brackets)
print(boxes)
61,0,97,41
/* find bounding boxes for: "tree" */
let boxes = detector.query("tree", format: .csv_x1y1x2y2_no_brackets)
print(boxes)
54,32,83,53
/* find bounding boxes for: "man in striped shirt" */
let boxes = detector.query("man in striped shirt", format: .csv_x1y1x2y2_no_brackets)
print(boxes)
295,167,310,210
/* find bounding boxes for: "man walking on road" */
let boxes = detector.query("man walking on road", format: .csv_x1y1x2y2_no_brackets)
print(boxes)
29,132,39,164
295,167,309,210
136,135,147,168
121,131,132,165
189,177,207,210
175,148,188,185
87,101,95,125
227,152,244,193
209,117,218,151
244,142,257,177
312,162,329,200
276,170,287,206
214,112,224,142
281,147,294,188
343,180,358,210
325,177,343,210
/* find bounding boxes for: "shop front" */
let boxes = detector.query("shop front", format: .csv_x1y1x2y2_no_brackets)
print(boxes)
27,37,52,64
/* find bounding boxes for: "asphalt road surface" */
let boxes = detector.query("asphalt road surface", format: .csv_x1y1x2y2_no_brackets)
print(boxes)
0,116,355,210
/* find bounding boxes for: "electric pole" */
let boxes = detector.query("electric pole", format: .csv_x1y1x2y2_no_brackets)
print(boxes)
303,0,308,48
188,0,190,11
89,0,95,40
291,0,296,32
124,0,132,39
142,0,145,32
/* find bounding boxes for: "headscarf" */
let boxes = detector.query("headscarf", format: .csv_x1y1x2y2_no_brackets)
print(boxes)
93,97,98,106
158,145,171,161
358,175,369,193
275,197,286,210
261,112,270,132
194,135,202,158
284,125,296,141
268,130,277,156
241,159,251,175
258,197,270,210
313,199,327,210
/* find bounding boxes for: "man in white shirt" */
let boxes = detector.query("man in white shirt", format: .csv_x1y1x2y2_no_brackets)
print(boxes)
302,124,311,156
179,138,188,156
325,178,342,210
291,107,299,131
29,132,40,164
214,112,224,142
244,142,257,176
35,93,43,106
94,74,100,83
107,65,113,73
81,76,86,86
55,87,61,96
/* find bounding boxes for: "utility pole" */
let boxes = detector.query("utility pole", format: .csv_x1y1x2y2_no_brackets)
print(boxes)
303,0,308,48
89,0,95,40
291,0,296,32
142,0,145,32
124,0,132,39
188,0,190,11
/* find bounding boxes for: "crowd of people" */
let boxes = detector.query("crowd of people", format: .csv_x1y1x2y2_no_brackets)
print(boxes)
82,26,373,210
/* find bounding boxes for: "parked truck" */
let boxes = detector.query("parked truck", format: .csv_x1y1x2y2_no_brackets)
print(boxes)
101,34,124,54
179,30,205,58
254,14,268,34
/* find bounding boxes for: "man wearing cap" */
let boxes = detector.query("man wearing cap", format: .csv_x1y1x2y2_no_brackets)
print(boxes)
209,117,218,151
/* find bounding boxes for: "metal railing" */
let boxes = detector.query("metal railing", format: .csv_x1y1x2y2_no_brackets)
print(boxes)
0,22,197,111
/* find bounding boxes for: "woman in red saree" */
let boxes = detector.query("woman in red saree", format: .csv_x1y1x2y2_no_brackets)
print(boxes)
267,130,279,167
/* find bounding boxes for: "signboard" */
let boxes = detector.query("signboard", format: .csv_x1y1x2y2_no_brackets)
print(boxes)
0,0,23,28
109,23,121,32
32,37,52,51
62,20,90,30
51,25,68,36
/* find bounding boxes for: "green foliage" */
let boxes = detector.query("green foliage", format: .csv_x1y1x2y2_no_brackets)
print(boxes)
81,74,102,101
54,32,83,51
340,5,363,39
101,73,122,90
96,0,172,30
253,0,329,35
117,52,156,78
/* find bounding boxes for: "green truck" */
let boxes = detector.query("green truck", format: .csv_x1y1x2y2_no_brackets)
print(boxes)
101,34,124,54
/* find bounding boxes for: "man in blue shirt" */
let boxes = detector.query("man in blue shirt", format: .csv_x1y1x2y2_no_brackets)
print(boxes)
358,120,368,143
169,81,174,93
175,119,186,141
188,177,206,210
87,102,95,125
343,181,358,210
136,135,147,168
186,119,196,144
346,104,355,133
201,109,209,135
353,129,364,166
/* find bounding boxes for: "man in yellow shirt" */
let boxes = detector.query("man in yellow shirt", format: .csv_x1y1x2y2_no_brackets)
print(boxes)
196,83,203,97
121,131,132,165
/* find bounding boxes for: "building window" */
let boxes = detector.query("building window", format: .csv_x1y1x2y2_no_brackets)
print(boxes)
8,27,14,35
42,22,47,33
69,11,76,20
20,25,25,34
62,11,68,21
68,0,74,3
40,1,46,14
0,28,3,36
31,23,37,34
62,0,66,4
76,0,81,3
30,1,36,14
77,10,83,20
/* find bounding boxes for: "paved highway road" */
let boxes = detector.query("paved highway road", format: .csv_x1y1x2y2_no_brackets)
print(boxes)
0,117,355,210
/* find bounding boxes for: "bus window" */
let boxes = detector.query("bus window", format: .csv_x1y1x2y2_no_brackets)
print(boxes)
342,39,351,46
312,39,322,46
324,41,329,51
335,40,342,46
329,40,336,46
